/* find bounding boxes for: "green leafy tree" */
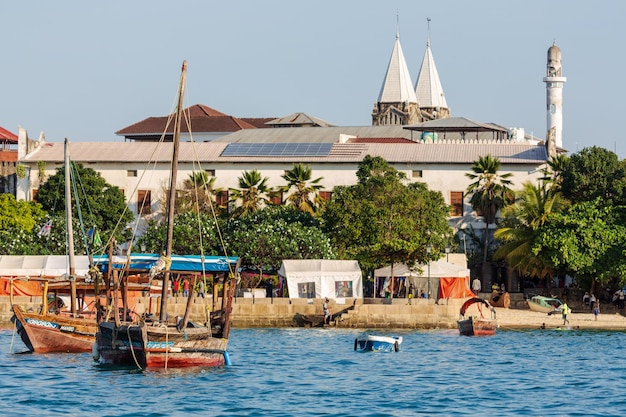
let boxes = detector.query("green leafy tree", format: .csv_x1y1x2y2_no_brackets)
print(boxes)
229,169,274,218
560,146,626,205
279,163,324,215
0,194,45,232
465,154,514,262
0,195,46,255
494,182,568,281
322,156,450,272
224,206,334,286
36,163,133,245
137,211,226,256
534,199,626,292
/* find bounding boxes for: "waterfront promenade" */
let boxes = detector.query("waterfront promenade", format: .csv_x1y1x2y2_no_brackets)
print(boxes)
2,293,626,331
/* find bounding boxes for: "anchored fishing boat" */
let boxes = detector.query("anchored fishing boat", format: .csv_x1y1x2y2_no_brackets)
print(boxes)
527,295,563,314
457,297,497,336
94,61,240,369
10,139,103,353
354,334,402,352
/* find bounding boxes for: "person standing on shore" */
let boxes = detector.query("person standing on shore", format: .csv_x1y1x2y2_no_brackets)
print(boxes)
472,278,481,295
323,298,331,325
197,279,205,298
593,301,600,321
562,302,570,325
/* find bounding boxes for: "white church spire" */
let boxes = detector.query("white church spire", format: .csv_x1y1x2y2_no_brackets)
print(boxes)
414,18,449,119
372,16,420,126
377,20,417,104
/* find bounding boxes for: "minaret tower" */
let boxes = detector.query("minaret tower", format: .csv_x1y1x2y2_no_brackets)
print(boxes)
543,41,566,150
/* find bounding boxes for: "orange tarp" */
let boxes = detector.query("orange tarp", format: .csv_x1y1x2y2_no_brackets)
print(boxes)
438,277,475,299
0,278,42,296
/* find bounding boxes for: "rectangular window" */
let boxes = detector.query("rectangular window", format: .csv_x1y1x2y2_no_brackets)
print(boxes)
297,282,316,298
270,191,283,205
31,189,38,202
137,190,152,215
450,191,464,216
319,191,333,201
205,169,215,177
127,170,137,177
216,190,229,208
412,170,422,178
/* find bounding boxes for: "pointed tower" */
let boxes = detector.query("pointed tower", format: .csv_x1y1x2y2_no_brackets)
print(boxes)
414,19,450,121
372,24,419,126
543,41,566,150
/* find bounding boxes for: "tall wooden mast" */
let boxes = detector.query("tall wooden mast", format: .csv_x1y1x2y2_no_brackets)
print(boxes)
159,61,187,321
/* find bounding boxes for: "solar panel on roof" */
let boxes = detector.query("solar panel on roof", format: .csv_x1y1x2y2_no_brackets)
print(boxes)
220,143,332,157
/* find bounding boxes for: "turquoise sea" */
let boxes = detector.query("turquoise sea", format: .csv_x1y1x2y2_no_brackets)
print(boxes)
1,326,625,416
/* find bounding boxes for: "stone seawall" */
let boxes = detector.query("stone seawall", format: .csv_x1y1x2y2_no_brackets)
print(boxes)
1,295,469,329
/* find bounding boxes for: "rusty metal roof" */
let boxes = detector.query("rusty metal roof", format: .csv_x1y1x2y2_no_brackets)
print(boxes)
24,140,546,165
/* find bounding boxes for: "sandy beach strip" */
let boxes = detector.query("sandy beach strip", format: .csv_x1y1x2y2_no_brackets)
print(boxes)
495,307,626,331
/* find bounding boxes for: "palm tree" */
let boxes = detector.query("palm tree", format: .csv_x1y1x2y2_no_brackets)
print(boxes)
465,154,514,262
229,169,273,218
540,154,569,192
279,163,324,215
181,171,222,213
494,182,568,280
160,171,222,216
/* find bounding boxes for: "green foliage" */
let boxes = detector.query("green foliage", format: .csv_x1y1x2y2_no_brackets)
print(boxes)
0,194,45,232
224,205,333,279
279,163,324,215
494,182,568,278
137,211,226,256
560,146,626,205
534,199,626,287
36,163,133,242
229,169,274,218
465,154,514,262
322,156,451,271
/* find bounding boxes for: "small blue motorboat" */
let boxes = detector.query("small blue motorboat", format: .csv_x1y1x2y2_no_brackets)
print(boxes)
354,335,402,352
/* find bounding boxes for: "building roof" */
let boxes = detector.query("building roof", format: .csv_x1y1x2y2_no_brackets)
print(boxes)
377,32,418,104
0,126,18,143
266,112,335,127
23,139,547,165
414,38,448,110
115,104,258,139
405,117,508,133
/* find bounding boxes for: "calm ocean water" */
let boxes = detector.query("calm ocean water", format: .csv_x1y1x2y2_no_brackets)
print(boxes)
1,326,626,416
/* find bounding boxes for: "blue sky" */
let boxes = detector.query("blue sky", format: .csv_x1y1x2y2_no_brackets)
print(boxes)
1,1,624,156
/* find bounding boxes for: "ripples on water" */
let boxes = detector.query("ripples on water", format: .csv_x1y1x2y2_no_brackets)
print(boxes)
1,327,626,416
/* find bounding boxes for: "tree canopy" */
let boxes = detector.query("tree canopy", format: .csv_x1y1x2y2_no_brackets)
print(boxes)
36,163,133,243
322,155,451,271
560,146,626,205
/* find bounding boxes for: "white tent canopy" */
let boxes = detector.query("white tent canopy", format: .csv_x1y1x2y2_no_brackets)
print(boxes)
278,259,363,299
0,255,91,278
374,261,470,278
374,261,471,299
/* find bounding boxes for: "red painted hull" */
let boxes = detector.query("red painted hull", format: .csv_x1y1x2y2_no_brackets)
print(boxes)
96,321,228,369
11,305,96,353
458,316,497,336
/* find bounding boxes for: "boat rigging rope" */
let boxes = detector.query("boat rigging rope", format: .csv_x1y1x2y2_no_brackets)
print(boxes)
9,318,17,353
127,324,142,370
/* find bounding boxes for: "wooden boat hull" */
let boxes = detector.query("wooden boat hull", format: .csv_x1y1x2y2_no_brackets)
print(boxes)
354,335,402,352
95,321,228,368
527,296,562,314
11,305,96,353
457,316,497,336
